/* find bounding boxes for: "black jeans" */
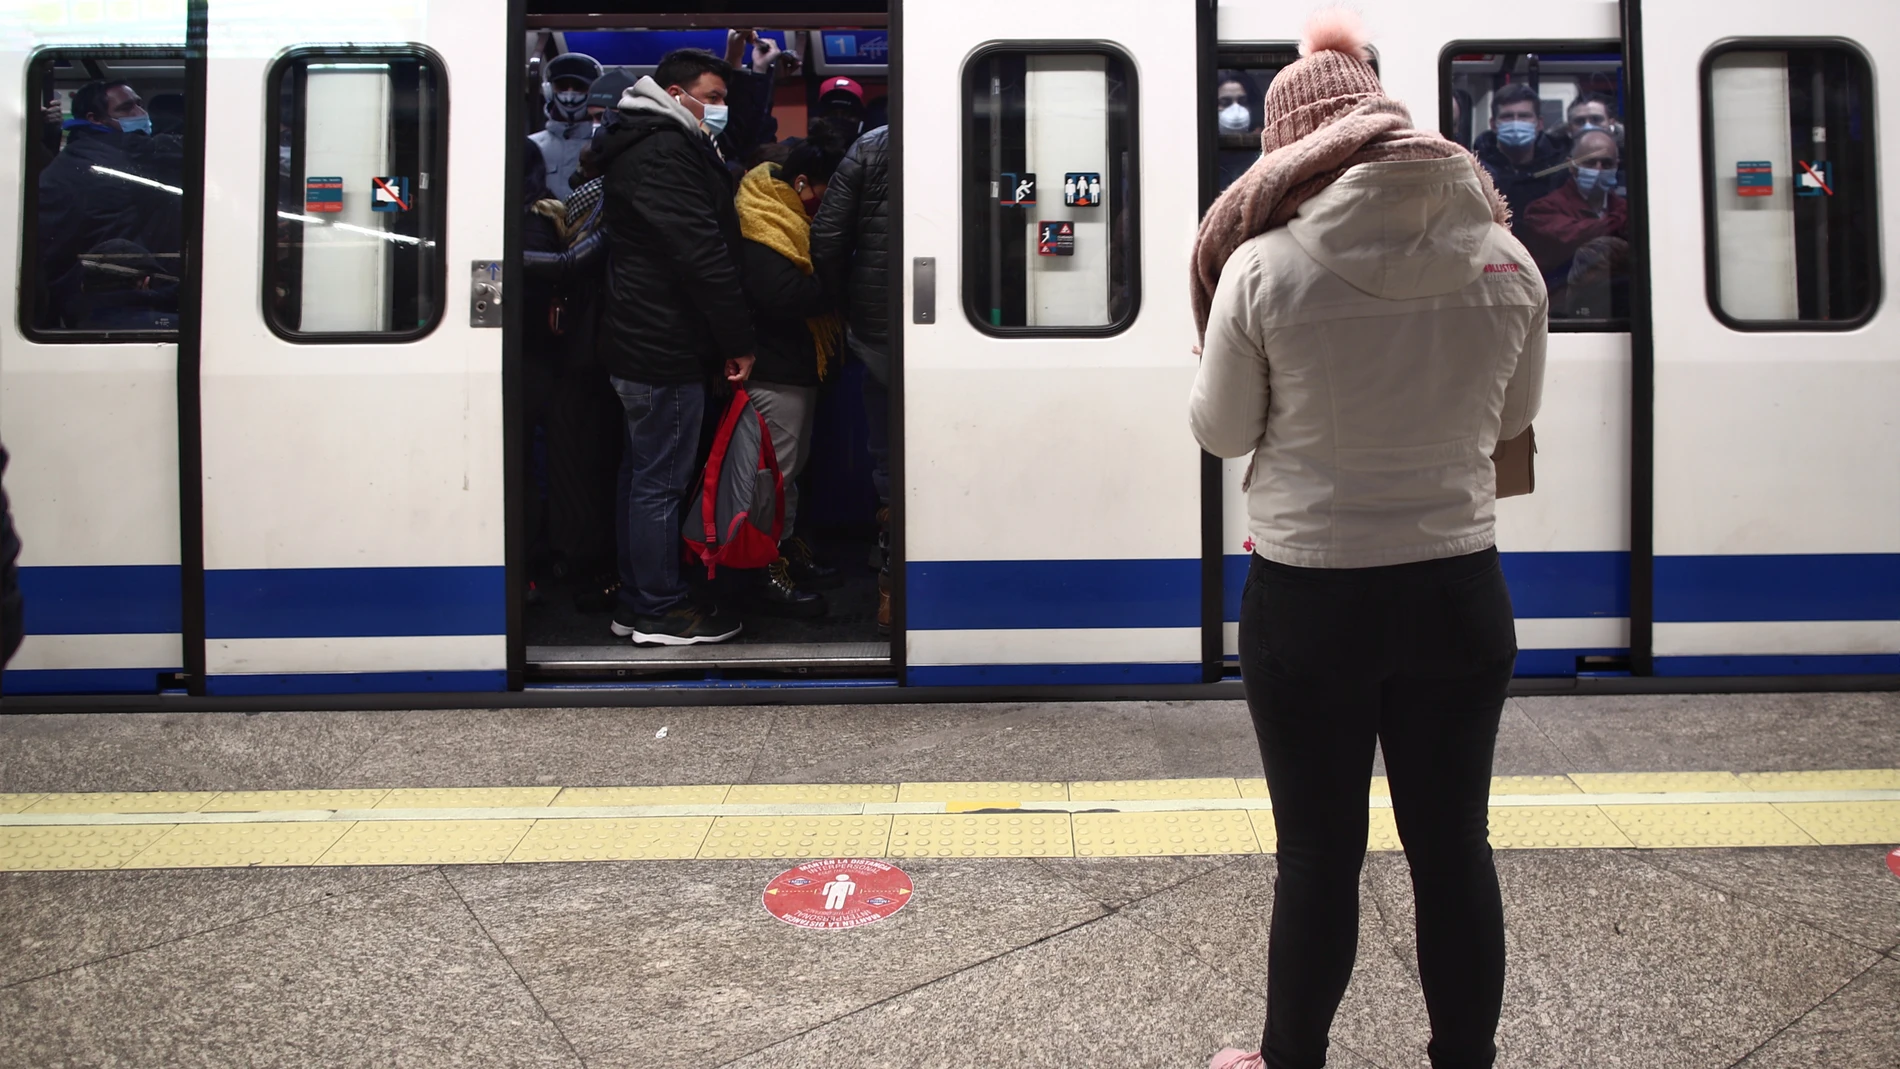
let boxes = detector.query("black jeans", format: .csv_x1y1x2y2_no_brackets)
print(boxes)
1238,548,1516,1069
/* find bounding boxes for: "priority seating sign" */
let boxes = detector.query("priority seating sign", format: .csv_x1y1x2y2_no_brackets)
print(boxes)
762,859,912,930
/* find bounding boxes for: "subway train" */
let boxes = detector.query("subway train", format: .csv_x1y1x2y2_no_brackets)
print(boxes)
0,0,1893,703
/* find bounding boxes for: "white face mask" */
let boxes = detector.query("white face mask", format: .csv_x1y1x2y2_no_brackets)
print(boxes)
1218,102,1251,133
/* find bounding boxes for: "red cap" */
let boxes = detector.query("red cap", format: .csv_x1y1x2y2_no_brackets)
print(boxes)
819,76,866,105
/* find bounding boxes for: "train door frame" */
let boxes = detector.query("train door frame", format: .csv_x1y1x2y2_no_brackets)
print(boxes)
507,8,904,685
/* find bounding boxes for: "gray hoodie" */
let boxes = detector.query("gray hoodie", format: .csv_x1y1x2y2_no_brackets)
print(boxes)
1189,156,1549,569
618,77,711,143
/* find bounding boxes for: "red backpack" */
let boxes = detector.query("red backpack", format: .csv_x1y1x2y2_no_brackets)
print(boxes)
684,388,784,577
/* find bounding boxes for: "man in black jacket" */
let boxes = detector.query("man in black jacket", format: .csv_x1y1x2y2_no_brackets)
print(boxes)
810,124,893,630
37,80,185,330
1471,83,1568,220
596,49,756,647
1,442,23,671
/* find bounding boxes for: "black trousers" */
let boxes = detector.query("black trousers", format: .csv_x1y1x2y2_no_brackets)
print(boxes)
1238,548,1516,1069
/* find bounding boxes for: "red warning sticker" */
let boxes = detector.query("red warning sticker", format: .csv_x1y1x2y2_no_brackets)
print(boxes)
1887,846,1900,882
762,858,913,930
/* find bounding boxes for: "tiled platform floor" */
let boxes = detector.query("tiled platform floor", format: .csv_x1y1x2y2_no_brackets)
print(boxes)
0,693,1895,1067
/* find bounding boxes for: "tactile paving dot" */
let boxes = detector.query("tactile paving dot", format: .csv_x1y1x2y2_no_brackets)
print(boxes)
1247,811,1279,853
723,784,897,804
1071,811,1260,857
123,821,351,868
1366,809,1403,852
0,794,44,814
1772,801,1900,846
552,786,731,807
1569,772,1746,795
1739,770,1900,792
1491,775,1583,796
201,790,390,813
375,788,561,809
0,825,174,871
1068,778,1241,802
697,815,892,859
1488,805,1632,849
318,820,535,865
1237,778,1270,799
896,781,1069,803
1599,803,1818,848
888,814,1074,857
23,791,219,814
1369,777,1391,798
508,817,713,862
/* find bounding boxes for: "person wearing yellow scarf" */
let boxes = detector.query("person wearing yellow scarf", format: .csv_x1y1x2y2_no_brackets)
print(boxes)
733,135,850,612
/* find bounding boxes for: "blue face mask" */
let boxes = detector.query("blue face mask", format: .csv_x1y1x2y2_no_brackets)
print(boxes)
1496,119,1536,148
1575,165,1618,197
117,115,152,136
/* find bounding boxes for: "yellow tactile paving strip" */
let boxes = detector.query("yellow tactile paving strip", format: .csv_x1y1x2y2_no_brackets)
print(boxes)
0,771,1894,871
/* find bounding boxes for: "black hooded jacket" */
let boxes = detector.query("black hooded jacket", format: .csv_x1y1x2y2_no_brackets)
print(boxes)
595,103,755,385
1472,128,1569,221
810,125,890,354
0,442,22,669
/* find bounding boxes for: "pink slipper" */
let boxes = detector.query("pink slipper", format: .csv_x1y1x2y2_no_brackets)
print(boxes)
1208,1050,1264,1069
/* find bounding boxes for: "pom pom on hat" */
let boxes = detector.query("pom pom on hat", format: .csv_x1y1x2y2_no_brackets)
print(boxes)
1299,7,1373,62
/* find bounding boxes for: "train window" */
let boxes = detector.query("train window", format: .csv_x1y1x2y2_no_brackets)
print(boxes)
1702,43,1879,328
20,49,190,339
264,50,445,340
1443,44,1632,328
1212,47,1373,194
961,46,1137,335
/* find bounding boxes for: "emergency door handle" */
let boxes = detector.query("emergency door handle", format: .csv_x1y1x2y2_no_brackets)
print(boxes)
470,259,503,328
912,257,935,324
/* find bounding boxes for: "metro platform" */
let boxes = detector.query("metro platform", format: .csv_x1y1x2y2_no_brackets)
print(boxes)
0,693,1896,1068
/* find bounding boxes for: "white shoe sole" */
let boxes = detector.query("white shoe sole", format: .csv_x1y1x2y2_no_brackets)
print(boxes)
609,620,635,637
630,622,742,646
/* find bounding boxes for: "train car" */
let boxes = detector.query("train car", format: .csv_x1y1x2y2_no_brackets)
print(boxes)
0,0,1892,704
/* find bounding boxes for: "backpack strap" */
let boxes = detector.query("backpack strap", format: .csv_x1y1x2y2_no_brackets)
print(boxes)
700,388,751,548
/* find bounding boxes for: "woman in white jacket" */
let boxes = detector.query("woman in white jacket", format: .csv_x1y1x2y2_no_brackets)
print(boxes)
1190,13,1546,1069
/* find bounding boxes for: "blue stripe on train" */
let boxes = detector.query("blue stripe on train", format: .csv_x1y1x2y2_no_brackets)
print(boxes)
1,667,170,695
1655,554,1900,622
906,662,1201,687
17,565,181,634
1655,654,1900,676
907,559,1200,631
205,567,506,639
204,670,507,696
1223,551,1630,621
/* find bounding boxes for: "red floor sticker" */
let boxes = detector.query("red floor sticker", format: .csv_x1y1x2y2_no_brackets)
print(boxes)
763,859,913,930
1888,847,1900,881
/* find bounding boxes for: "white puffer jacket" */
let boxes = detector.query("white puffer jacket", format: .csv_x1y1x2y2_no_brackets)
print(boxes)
1190,155,1548,570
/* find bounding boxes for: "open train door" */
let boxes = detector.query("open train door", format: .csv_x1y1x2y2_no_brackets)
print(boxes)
896,0,1212,685
193,1,513,695
1630,0,1899,675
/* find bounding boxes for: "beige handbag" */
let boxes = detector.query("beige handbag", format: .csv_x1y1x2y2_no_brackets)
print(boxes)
1492,426,1536,498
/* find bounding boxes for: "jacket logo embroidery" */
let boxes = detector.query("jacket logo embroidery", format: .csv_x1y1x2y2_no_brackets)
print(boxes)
1483,263,1520,274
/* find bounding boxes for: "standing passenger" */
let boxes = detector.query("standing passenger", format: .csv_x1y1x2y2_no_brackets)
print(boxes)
595,50,756,646
809,123,894,632
531,52,603,200
733,133,850,618
1471,83,1566,218
1189,12,1545,1069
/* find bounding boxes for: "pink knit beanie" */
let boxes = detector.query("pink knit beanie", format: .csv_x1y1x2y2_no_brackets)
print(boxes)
1259,10,1383,153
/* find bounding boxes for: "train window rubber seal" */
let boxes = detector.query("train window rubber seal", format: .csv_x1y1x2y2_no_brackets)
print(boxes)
1697,36,1882,334
958,40,1141,340
259,44,450,345
17,45,190,346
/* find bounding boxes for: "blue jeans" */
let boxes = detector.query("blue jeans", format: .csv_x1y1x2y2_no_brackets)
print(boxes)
612,377,705,619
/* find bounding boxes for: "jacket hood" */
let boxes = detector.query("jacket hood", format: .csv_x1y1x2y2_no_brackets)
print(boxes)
1285,156,1497,301
617,76,702,138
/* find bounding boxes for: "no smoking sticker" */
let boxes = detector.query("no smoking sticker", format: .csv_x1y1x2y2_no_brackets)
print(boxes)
763,859,912,930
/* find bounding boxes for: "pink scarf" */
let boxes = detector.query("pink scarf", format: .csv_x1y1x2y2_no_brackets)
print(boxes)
1191,98,1512,339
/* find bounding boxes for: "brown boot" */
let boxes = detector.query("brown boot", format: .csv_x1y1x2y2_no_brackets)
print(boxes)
875,570,891,636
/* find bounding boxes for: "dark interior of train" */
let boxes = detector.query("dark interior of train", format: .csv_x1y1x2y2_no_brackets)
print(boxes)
519,4,894,679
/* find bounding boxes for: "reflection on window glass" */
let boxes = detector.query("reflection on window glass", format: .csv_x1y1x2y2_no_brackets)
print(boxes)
1448,48,1630,323
1704,45,1878,326
24,51,188,336
1213,51,1298,193
962,48,1135,333
268,52,443,338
